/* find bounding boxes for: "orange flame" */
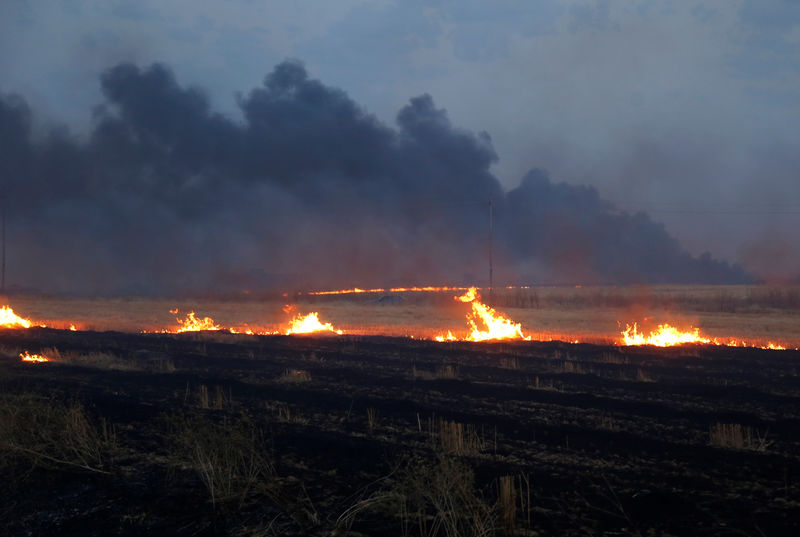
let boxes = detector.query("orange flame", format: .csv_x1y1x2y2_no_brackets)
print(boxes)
20,351,49,363
436,287,531,342
302,285,532,296
621,323,711,346
174,311,221,332
620,322,791,350
434,330,457,342
0,305,34,328
285,312,343,335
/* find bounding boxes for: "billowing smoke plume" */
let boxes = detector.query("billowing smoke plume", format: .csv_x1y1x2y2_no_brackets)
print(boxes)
0,60,750,295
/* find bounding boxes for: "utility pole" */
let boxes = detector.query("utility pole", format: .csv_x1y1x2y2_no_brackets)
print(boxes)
1,205,5,296
488,198,493,303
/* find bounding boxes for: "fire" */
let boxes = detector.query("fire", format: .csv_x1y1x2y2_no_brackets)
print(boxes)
435,331,457,342
457,287,479,303
0,305,34,328
302,285,532,296
437,287,531,342
621,323,711,346
20,351,49,363
174,310,221,332
305,287,387,296
620,322,791,350
285,312,343,335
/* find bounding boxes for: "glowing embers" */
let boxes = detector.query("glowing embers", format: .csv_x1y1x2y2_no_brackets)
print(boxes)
285,311,343,335
20,350,49,363
0,305,35,328
620,323,711,347
436,287,531,342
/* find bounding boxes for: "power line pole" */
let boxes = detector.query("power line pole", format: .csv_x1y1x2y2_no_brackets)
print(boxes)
488,198,493,303
1,205,5,296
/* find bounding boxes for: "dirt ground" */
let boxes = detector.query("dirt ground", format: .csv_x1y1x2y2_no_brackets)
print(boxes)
1,327,800,536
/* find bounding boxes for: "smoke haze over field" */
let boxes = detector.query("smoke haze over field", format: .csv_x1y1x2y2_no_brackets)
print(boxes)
0,61,750,294
2,1,800,291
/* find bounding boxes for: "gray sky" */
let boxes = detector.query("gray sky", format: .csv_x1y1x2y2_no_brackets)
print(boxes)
2,0,799,281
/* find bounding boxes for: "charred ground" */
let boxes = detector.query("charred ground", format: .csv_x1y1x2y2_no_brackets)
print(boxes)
1,328,799,536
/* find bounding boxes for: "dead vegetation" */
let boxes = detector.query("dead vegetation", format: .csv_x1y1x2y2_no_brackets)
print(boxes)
709,423,772,451
0,393,117,475
170,414,273,508
1,328,799,536
429,418,486,457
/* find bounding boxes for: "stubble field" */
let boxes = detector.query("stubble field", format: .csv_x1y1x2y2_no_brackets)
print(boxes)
1,285,800,536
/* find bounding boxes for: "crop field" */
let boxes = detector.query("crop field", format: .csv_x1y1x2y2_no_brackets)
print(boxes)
1,286,800,535
7,285,800,344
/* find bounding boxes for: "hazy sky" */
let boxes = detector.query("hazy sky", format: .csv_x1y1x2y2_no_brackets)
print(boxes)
2,0,799,280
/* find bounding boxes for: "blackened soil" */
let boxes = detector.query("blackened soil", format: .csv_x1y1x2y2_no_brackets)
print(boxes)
1,328,800,536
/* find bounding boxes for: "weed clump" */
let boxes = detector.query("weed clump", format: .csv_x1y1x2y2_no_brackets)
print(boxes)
709,423,771,451
170,415,273,508
0,393,117,475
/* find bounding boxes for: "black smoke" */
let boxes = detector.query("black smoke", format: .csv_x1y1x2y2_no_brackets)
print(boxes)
0,60,750,295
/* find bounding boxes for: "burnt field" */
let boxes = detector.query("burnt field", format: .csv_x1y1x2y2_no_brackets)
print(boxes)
2,328,800,536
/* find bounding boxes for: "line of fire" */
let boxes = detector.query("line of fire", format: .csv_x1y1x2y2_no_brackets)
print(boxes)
3,283,793,365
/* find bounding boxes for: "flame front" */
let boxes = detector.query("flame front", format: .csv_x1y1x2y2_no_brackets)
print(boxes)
285,312,343,335
621,323,711,346
437,287,531,342
303,285,531,296
620,322,789,349
20,351,49,363
174,311,221,332
0,306,34,328
435,331,457,342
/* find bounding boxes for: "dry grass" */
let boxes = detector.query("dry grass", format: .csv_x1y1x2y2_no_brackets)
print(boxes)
497,475,516,536
192,385,231,410
395,454,496,537
171,415,273,508
529,376,556,391
436,365,458,379
2,344,176,373
0,393,117,474
6,284,800,344
560,361,587,375
497,474,531,536
497,357,519,370
709,423,771,451
279,369,312,383
428,418,485,457
273,403,306,424
335,456,533,536
366,407,379,433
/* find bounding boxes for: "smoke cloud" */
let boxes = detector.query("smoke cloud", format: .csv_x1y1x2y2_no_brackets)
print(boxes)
0,60,750,295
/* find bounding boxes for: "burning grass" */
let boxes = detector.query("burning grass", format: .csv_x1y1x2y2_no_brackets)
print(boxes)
0,305,34,328
3,284,800,348
620,322,789,349
19,350,51,363
284,311,342,335
443,287,531,342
